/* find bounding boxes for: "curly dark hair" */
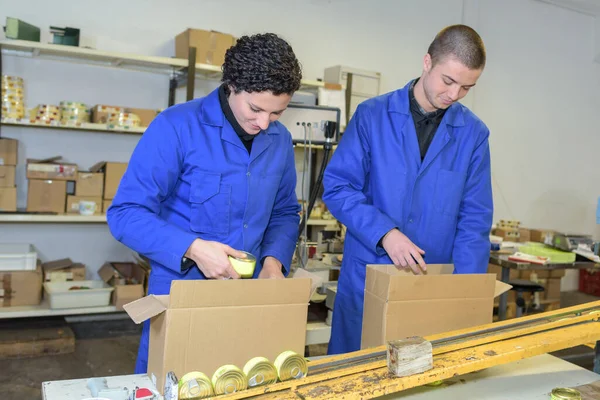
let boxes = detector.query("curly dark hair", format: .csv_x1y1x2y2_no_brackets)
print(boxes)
222,33,302,95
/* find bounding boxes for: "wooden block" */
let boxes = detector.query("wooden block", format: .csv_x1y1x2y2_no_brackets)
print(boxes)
387,336,433,377
0,327,75,359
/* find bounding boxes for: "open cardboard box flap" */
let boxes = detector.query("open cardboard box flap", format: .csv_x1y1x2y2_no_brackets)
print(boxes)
123,268,323,324
366,264,512,302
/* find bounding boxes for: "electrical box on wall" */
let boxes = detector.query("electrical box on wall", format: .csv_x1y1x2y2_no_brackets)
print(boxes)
278,104,341,144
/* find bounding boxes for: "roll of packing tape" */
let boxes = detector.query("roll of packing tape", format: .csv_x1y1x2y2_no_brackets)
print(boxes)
2,93,24,101
3,100,24,108
274,351,308,381
59,100,87,109
96,104,124,113
178,371,214,399
243,357,278,387
212,364,247,395
551,388,582,399
228,251,256,278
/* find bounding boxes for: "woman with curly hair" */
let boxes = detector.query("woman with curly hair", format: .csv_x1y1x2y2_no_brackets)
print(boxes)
106,33,303,373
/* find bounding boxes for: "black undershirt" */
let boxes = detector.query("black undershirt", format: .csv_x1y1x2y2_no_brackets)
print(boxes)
218,84,254,154
408,79,447,160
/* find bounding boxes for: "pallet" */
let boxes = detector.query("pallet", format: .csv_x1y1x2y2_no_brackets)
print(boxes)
0,326,75,359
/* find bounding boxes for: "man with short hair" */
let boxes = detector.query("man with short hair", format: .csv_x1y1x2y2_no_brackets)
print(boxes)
323,25,493,355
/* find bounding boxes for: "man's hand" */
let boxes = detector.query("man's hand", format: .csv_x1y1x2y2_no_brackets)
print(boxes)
381,229,426,274
185,238,243,279
258,256,285,279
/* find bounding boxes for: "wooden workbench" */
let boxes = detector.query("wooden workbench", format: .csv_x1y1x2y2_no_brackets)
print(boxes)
42,354,599,399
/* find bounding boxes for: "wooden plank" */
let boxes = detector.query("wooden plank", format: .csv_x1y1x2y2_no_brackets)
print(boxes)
0,327,75,359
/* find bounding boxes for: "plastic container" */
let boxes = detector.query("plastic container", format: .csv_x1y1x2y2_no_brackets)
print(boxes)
0,244,37,271
43,280,114,309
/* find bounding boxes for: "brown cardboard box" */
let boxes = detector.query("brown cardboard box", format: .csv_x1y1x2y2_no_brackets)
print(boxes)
124,277,314,393
26,156,78,181
41,258,86,282
175,28,236,66
66,195,102,215
0,187,17,211
487,263,519,281
90,162,127,200
530,229,555,244
361,264,511,350
0,166,16,187
27,180,67,213
103,199,112,214
0,138,18,166
76,172,104,197
0,265,43,307
91,104,125,124
519,228,531,243
124,108,159,127
98,262,148,310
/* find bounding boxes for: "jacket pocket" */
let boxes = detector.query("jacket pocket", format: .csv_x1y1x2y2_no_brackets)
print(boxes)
189,172,231,235
433,169,467,217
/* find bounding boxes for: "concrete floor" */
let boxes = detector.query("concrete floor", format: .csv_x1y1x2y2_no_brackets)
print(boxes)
2,291,599,400
0,317,141,400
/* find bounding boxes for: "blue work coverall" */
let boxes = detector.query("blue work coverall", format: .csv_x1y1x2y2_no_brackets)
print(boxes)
323,81,493,355
106,88,300,373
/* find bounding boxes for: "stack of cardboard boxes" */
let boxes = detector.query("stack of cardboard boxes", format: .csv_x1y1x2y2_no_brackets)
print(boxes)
23,157,127,215
0,138,18,211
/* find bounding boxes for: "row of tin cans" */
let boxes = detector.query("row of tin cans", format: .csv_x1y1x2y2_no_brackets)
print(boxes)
170,350,308,399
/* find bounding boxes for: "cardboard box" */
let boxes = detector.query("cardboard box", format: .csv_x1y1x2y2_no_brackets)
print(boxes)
42,258,86,282
0,264,43,307
99,262,148,310
124,277,314,393
0,187,17,211
487,263,519,281
175,28,236,66
124,107,159,128
26,156,78,181
0,138,18,166
530,229,555,244
361,264,511,350
75,172,104,197
66,195,102,215
90,162,127,200
0,165,16,187
103,199,112,214
91,104,125,124
27,180,67,213
519,228,531,243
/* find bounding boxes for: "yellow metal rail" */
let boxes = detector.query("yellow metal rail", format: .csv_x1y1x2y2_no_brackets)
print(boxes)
212,300,600,399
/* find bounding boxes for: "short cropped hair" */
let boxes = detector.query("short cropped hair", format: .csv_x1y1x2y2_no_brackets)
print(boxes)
222,33,302,95
427,25,486,70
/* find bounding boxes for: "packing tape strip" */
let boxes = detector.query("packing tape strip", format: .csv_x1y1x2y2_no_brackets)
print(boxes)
274,350,308,381
212,365,247,395
178,371,214,399
1,75,24,82
244,357,278,387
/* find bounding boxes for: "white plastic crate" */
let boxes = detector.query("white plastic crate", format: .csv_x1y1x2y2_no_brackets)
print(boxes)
0,244,37,271
43,280,114,309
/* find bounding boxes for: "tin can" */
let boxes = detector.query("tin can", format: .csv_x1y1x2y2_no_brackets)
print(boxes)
228,251,256,278
178,371,214,399
243,356,278,387
212,364,247,395
274,350,308,381
551,388,582,400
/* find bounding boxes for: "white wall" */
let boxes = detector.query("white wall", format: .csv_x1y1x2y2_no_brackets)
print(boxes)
0,0,597,291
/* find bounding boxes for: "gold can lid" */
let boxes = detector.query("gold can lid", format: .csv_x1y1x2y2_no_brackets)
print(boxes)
551,388,582,400
229,251,256,263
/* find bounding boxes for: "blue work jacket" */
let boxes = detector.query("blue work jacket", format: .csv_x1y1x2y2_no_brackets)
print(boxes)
323,80,493,354
107,88,300,295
